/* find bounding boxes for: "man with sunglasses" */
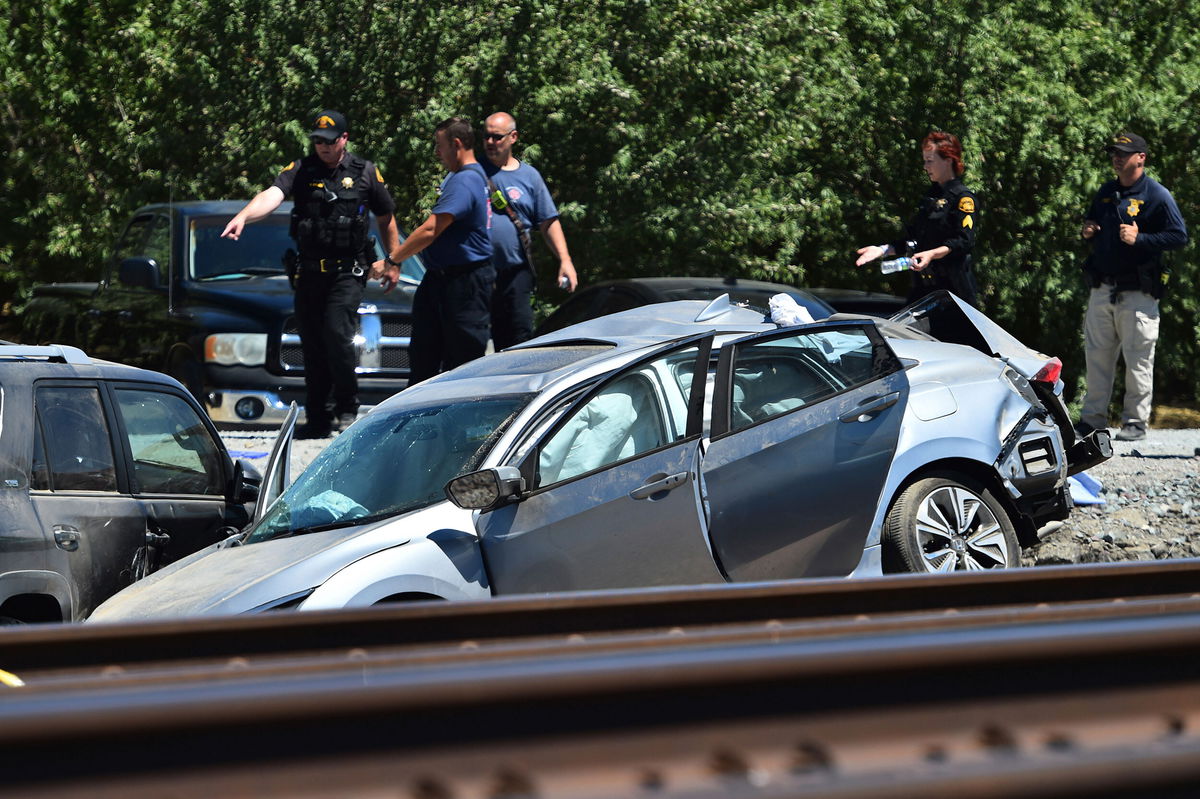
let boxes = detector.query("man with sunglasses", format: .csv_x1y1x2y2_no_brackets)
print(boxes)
1077,131,1187,442
222,110,400,439
482,111,578,350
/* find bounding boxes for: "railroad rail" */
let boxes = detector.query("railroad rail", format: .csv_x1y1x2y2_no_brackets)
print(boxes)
5,560,1200,797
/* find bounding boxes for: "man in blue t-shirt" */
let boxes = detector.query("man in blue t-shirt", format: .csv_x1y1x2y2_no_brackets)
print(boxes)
483,112,578,349
373,117,493,383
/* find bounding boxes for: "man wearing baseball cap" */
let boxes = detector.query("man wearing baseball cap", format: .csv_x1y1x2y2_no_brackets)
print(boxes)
1077,131,1187,441
222,110,401,438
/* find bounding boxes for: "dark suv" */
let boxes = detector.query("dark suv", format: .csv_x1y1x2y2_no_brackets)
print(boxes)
0,343,262,623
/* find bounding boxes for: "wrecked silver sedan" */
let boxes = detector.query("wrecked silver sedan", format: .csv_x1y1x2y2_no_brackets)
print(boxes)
91,292,1110,620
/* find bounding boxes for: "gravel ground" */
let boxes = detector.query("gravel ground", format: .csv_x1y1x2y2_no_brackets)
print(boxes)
221,425,1200,569
221,426,335,476
1023,428,1200,567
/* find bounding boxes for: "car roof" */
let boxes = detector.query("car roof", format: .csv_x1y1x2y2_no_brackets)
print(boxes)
525,295,774,347
387,297,779,406
0,343,184,385
569,276,834,309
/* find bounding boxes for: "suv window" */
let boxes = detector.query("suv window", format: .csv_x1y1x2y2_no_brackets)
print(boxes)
32,386,118,492
114,388,224,495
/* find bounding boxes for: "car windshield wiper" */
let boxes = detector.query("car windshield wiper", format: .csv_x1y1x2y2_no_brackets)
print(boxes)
198,267,285,280
259,508,417,542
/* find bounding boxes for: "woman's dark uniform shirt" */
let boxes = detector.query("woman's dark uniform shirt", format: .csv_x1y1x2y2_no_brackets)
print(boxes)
890,178,979,306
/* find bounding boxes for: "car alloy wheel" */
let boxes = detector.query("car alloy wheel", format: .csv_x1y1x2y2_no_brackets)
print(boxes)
884,474,1019,572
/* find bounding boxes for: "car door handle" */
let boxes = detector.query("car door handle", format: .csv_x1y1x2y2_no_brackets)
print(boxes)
53,525,81,552
840,391,901,423
629,471,689,500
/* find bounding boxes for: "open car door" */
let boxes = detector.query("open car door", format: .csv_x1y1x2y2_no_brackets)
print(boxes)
476,334,725,594
702,321,909,581
253,402,298,524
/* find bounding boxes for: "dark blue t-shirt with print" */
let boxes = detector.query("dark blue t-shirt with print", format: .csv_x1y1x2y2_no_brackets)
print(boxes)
424,163,492,269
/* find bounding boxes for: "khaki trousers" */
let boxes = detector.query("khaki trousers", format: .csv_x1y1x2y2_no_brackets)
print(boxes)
1080,286,1159,429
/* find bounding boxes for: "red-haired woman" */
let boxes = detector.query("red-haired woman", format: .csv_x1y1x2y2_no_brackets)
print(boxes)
855,131,979,306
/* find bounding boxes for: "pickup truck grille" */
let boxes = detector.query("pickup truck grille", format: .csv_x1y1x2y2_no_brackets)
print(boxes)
280,312,412,372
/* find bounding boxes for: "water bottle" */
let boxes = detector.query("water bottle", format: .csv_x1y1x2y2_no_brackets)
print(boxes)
880,257,912,274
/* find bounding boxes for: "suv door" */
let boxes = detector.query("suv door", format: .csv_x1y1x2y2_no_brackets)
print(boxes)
28,383,146,619
477,335,723,593
703,322,908,580
109,383,241,564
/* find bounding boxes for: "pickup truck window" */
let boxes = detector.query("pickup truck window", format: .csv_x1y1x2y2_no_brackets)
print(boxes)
145,214,171,278
113,215,153,262
115,388,224,496
32,386,118,492
190,215,290,280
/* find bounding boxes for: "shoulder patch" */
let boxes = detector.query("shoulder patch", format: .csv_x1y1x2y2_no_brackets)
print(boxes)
375,167,385,183
281,160,297,173
962,214,973,229
958,196,975,214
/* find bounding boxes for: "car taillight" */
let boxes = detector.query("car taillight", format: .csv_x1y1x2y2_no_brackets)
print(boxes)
1032,357,1062,384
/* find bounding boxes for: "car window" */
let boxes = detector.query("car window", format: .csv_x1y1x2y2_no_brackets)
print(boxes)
539,287,611,333
32,386,118,492
535,344,698,487
729,327,890,431
114,388,224,495
595,287,643,317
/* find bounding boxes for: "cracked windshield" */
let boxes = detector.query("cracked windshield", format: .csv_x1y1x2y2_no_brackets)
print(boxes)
246,395,533,543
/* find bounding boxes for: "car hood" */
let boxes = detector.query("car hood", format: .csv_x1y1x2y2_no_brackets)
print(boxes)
186,276,416,318
88,501,462,621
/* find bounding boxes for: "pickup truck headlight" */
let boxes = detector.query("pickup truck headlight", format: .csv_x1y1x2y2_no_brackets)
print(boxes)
205,333,267,367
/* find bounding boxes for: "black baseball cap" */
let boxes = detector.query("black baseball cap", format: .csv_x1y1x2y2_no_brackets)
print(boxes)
1106,132,1147,155
309,110,347,141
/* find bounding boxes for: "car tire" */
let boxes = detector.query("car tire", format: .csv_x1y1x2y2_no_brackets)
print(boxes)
884,473,1020,572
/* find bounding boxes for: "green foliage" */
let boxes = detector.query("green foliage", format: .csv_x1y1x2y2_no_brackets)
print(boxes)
2,0,1197,403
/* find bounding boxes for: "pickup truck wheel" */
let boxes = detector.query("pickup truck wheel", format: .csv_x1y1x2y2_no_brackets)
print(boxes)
167,351,205,404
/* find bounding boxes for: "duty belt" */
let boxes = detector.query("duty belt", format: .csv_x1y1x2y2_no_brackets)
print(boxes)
299,257,366,276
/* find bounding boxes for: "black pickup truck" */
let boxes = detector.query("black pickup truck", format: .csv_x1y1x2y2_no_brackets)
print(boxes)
19,201,425,425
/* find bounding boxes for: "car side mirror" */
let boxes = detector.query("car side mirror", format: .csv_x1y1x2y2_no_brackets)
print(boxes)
118,256,160,289
231,458,263,505
445,466,524,511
